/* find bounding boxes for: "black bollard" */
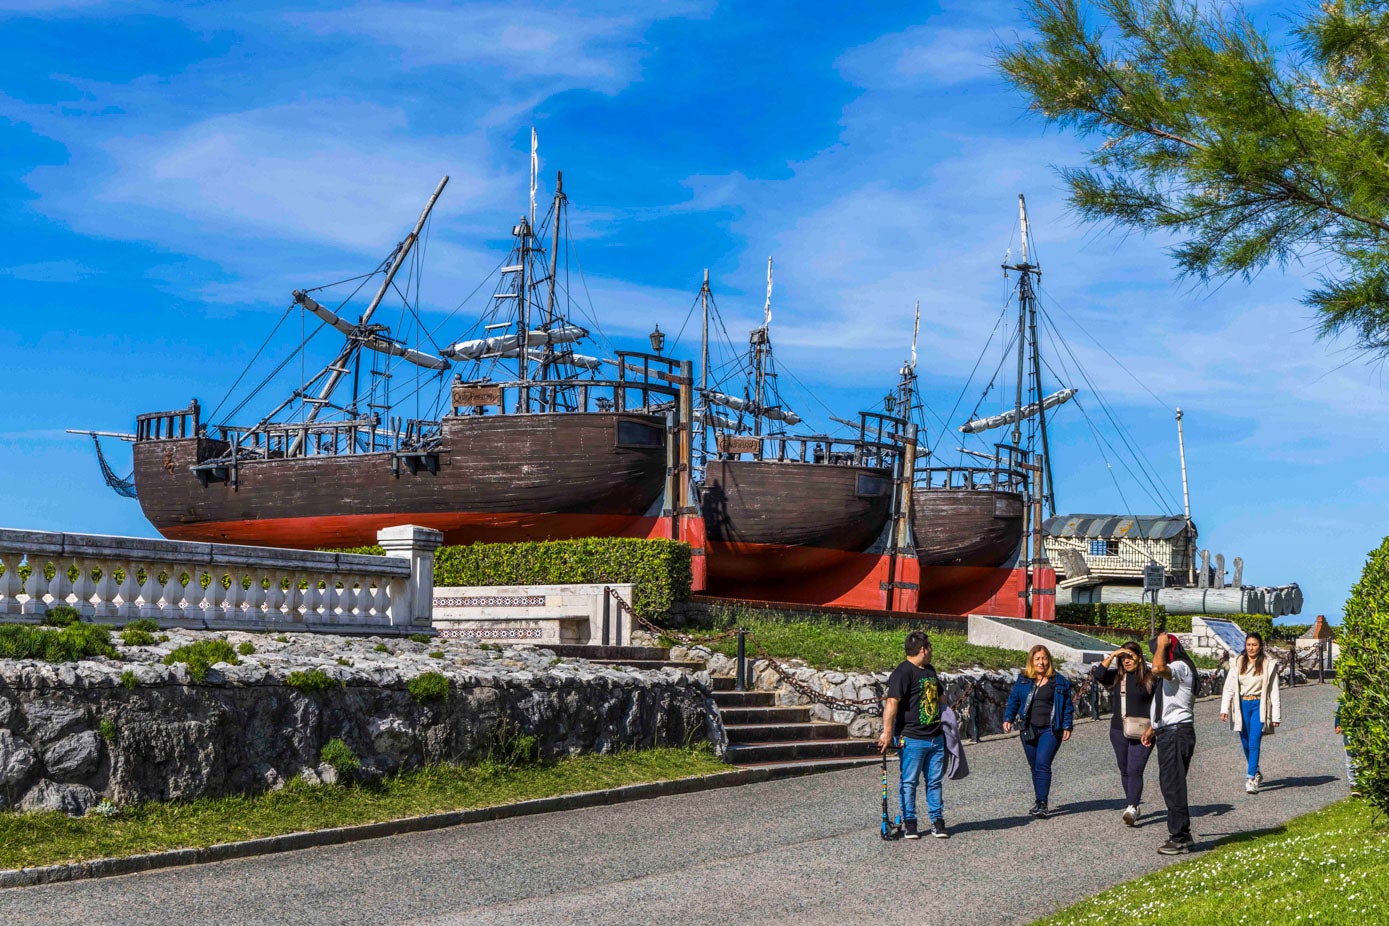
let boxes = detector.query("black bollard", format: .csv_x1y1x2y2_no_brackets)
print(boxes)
736,629,746,692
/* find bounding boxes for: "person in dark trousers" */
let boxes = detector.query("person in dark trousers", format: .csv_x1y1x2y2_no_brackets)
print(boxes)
1003,644,1074,818
1092,641,1156,825
877,631,950,840
1142,632,1199,855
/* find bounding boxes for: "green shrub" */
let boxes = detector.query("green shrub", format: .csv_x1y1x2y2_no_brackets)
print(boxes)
319,738,360,780
335,657,351,666
484,715,538,768
334,537,693,616
0,622,117,662
98,718,118,741
407,671,449,703
1056,602,1170,632
275,635,289,643
1340,535,1389,815
119,628,157,647
119,669,139,689
237,642,256,656
285,669,336,693
407,633,432,644
42,605,82,627
162,639,240,682
428,650,444,659
373,643,390,653
124,618,160,633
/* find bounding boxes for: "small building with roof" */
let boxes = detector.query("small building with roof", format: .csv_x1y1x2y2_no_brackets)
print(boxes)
1042,513,1197,588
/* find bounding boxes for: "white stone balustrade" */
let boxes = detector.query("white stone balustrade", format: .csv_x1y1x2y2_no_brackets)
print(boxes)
0,526,443,633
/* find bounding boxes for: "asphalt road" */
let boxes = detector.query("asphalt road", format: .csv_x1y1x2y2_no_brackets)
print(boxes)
1,684,1347,926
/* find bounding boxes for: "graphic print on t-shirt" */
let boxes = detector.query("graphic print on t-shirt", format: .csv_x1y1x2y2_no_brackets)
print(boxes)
918,676,941,727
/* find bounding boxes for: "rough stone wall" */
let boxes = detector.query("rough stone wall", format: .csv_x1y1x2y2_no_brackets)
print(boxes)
0,631,720,816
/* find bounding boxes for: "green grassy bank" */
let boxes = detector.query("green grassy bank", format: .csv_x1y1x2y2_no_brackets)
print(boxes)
0,747,727,871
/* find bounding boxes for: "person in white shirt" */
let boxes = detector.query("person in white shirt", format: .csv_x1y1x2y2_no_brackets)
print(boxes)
1220,632,1282,794
1141,632,1198,855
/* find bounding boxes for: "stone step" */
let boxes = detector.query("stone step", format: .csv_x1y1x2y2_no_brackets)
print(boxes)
711,676,738,691
543,644,670,661
722,721,851,743
725,738,880,764
710,690,776,708
717,705,813,725
585,659,705,672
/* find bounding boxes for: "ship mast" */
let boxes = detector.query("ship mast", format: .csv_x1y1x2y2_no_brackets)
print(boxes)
750,256,773,439
287,175,448,453
700,268,711,463
1002,194,1055,513
540,170,566,391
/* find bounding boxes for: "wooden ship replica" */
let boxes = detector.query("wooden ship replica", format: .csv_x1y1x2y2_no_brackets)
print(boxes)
79,142,698,553
690,262,917,607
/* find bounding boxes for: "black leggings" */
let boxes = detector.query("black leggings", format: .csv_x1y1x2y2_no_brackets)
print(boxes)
1109,725,1154,807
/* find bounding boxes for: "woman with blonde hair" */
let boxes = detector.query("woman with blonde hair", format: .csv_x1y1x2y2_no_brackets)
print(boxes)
1220,631,1281,793
1004,644,1074,817
1091,640,1156,825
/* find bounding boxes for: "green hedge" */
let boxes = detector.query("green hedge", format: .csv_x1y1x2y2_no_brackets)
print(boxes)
1056,603,1176,632
336,538,692,617
1340,536,1389,815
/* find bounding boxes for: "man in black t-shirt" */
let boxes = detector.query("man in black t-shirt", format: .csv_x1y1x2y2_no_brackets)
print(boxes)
877,630,949,839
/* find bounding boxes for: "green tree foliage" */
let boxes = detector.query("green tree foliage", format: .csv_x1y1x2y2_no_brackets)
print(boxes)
999,0,1389,352
1339,535,1389,815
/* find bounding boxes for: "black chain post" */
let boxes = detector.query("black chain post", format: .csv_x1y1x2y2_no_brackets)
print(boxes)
735,629,746,692
969,682,981,744
1090,678,1100,720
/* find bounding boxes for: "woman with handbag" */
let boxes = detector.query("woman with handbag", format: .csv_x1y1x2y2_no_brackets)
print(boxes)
1220,631,1281,793
1092,641,1156,825
1003,645,1074,818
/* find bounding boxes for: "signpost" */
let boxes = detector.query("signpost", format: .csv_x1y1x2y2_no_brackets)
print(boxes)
1143,562,1165,639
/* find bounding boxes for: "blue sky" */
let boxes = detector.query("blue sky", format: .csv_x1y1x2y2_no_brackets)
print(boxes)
1,0,1382,622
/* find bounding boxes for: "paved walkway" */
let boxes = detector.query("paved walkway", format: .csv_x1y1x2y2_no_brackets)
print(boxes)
0,684,1346,926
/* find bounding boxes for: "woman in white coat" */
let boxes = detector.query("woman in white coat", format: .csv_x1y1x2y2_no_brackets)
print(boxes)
1220,632,1281,793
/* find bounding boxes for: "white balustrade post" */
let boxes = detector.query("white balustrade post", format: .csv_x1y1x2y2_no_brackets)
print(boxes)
0,553,25,617
115,562,140,622
71,559,96,619
93,559,119,622
376,525,444,629
22,561,48,616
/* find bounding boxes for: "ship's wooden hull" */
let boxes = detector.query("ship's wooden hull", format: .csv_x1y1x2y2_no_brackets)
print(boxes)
911,488,1024,569
701,459,893,582
133,413,668,548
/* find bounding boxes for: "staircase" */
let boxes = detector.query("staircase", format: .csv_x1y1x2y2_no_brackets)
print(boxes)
712,677,880,771
545,645,879,772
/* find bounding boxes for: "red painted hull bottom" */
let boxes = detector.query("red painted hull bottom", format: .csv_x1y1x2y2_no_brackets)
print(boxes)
709,544,1056,619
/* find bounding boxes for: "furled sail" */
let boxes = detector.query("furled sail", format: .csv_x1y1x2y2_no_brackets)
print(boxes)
704,390,802,425
695,408,742,430
497,347,603,371
959,387,1077,434
440,324,588,362
293,291,448,371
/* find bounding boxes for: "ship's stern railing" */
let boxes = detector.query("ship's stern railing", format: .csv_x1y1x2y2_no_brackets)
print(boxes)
136,400,201,442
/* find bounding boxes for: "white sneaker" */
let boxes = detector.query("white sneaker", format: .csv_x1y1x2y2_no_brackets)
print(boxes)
1123,805,1138,826
1245,777,1259,794
1254,771,1264,788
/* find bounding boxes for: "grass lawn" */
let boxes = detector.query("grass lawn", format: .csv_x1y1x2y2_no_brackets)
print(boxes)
692,609,1027,673
1034,799,1389,925
0,746,728,870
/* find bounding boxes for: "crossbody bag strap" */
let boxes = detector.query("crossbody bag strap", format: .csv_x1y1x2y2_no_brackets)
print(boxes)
1120,674,1128,717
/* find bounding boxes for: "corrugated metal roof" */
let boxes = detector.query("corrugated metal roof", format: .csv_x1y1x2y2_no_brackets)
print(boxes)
1042,514,1193,540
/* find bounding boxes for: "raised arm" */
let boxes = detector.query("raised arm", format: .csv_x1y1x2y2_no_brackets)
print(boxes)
1151,632,1173,680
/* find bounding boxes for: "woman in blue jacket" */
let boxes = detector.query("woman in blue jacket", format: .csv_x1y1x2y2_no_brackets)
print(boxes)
1004,644,1074,818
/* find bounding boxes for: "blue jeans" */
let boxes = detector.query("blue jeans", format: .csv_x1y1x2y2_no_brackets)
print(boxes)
1239,699,1264,778
899,734,945,822
1022,726,1061,803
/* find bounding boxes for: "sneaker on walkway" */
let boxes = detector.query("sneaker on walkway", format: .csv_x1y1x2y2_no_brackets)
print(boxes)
1028,801,1049,818
1123,805,1138,826
1254,771,1264,788
930,818,950,839
903,819,920,840
1157,837,1191,856
1245,777,1259,794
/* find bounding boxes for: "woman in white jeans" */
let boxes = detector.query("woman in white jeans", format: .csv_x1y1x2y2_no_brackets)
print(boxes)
1220,632,1281,793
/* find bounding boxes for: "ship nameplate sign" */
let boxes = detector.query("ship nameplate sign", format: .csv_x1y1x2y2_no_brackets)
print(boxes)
718,435,761,455
452,384,503,408
433,595,546,608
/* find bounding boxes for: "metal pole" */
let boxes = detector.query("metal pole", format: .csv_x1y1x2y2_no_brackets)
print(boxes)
601,587,610,646
969,683,981,744
736,629,746,692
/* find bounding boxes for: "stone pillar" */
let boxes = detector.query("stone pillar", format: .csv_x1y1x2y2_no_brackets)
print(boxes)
377,525,444,629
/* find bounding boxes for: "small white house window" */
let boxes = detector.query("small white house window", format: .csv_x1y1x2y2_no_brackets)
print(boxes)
1089,539,1119,557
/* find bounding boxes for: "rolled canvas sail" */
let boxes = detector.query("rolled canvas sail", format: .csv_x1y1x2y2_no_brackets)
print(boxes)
960,387,1076,434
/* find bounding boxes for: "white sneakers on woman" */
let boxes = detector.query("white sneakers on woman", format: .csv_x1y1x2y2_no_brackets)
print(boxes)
1123,805,1140,825
1245,777,1260,794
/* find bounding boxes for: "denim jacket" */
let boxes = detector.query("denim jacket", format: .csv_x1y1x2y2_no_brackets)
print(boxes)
1005,673,1075,735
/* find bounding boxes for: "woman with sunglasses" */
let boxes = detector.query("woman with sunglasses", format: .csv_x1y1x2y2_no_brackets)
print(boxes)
1092,641,1157,825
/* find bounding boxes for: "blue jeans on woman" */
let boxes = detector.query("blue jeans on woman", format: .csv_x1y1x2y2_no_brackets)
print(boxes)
1022,726,1061,803
1239,698,1264,778
899,734,946,823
